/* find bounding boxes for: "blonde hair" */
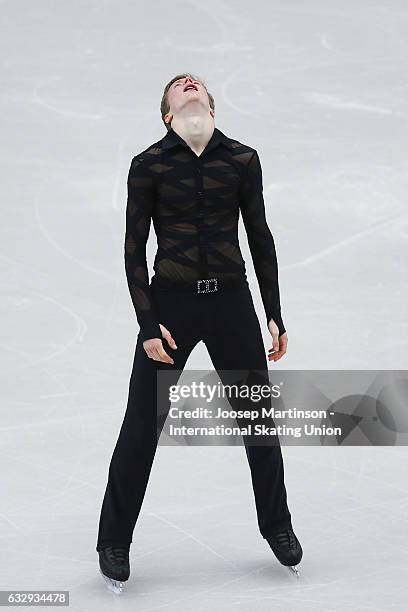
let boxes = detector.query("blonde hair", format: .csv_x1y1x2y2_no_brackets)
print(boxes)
160,72,215,131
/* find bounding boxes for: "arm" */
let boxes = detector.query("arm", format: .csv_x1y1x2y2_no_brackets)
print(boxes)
124,155,162,341
239,149,286,337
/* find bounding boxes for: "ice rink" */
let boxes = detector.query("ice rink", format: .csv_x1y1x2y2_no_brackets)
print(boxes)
1,0,407,610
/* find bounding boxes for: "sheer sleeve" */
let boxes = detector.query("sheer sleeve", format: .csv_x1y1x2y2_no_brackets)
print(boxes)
239,150,286,337
124,155,162,341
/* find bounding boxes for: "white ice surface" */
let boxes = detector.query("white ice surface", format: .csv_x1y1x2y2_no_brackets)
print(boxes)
1,0,407,610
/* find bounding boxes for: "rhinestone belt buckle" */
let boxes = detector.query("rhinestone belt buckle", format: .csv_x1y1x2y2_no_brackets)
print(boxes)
197,278,218,293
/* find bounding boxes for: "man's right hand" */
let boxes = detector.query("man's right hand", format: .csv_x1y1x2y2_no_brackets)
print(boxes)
142,324,178,363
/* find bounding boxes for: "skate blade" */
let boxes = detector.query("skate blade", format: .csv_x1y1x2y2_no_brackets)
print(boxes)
99,568,125,594
288,565,300,577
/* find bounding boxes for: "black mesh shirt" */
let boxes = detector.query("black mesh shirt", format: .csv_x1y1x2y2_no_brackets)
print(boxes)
124,126,286,341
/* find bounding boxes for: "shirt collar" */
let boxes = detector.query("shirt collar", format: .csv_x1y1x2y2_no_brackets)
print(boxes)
162,126,234,155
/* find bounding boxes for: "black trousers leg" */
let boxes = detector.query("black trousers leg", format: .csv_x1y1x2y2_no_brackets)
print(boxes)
96,290,201,551
202,284,293,537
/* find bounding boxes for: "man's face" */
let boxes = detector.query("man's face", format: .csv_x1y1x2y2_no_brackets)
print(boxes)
165,76,213,124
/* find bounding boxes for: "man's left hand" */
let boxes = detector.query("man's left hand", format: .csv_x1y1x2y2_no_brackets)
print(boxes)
267,319,288,362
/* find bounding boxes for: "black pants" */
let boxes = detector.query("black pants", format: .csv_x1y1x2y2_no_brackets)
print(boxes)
96,282,292,551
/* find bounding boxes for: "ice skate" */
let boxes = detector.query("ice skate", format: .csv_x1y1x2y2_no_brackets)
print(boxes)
266,527,303,577
98,546,130,593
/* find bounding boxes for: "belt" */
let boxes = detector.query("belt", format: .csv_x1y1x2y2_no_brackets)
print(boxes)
150,275,248,294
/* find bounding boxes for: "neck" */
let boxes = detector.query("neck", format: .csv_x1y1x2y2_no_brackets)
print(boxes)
171,114,215,155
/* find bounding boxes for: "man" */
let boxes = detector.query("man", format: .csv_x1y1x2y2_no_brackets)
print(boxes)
96,72,303,592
